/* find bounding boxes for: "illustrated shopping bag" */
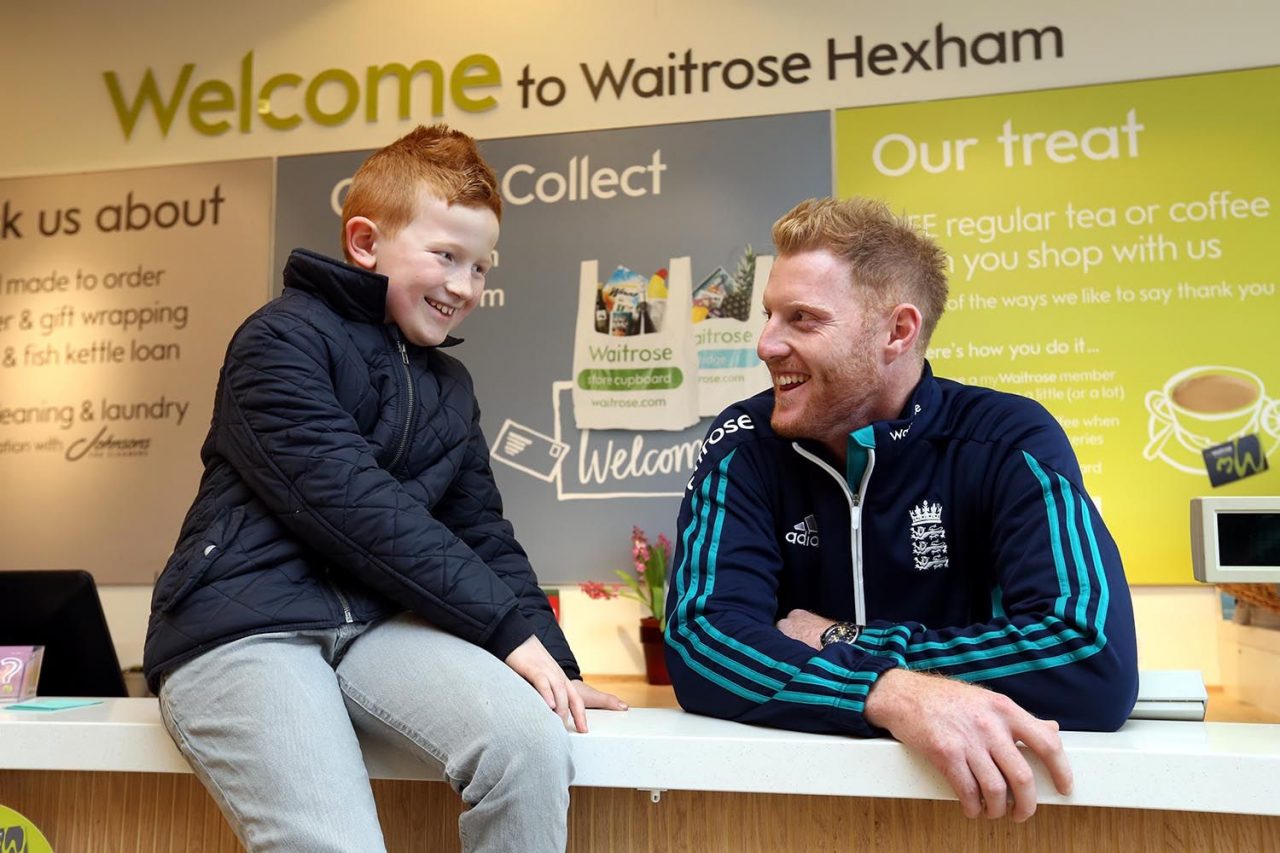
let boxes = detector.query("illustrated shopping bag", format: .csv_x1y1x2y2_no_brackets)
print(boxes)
572,257,699,431
693,250,773,416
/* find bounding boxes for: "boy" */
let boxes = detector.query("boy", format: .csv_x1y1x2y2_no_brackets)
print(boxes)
144,125,625,852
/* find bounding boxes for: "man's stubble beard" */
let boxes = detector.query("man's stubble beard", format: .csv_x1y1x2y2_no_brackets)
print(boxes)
769,338,882,445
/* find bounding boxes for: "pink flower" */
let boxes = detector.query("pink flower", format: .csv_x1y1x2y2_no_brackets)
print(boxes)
581,527,673,631
631,527,651,561
579,581,619,601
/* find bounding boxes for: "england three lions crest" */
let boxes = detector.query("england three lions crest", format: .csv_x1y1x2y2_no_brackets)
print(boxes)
909,500,949,571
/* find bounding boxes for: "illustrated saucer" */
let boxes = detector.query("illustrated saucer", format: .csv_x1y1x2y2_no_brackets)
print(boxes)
1146,402,1280,475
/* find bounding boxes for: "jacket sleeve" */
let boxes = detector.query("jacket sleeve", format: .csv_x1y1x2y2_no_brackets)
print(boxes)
432,400,581,679
665,442,899,737
852,440,1138,731
215,312,536,660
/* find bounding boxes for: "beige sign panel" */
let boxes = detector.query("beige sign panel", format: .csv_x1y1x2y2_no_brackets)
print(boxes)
0,160,272,583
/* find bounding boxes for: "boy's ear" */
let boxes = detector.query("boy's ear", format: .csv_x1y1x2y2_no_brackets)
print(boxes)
344,217,379,270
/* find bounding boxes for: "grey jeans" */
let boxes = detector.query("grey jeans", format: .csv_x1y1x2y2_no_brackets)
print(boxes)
159,613,573,852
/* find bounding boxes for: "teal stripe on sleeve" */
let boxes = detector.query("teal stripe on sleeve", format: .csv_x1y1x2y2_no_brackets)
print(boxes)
952,640,1103,682
1078,495,1111,636
810,656,881,682
1023,451,1071,620
1057,472,1093,630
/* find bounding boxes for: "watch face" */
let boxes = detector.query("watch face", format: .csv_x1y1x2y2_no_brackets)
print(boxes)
822,622,860,646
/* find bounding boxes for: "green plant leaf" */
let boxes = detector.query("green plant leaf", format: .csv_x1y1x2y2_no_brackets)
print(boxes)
613,569,645,597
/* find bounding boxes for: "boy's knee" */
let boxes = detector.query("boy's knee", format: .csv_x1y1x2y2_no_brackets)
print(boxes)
488,705,572,780
508,702,571,757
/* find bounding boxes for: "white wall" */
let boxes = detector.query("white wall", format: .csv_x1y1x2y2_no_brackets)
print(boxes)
102,584,1225,684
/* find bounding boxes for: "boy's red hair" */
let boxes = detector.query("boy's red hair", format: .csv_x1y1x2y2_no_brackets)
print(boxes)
341,124,502,260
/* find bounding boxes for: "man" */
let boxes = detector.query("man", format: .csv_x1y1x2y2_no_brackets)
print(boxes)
665,197,1137,822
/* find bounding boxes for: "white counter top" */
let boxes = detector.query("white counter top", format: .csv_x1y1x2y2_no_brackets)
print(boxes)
2,699,1277,816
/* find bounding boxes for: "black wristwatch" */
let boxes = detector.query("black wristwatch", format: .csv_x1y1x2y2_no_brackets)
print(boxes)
819,621,861,647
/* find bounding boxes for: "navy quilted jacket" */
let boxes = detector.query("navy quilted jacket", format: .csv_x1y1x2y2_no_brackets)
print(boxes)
144,249,576,691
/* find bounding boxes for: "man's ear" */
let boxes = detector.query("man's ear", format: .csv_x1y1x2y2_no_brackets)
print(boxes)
883,303,922,363
344,217,379,270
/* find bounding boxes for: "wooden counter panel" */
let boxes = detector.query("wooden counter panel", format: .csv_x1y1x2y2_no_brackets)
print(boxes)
2,771,1277,852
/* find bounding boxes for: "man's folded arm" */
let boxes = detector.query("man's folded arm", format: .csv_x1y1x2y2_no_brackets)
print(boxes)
665,448,899,736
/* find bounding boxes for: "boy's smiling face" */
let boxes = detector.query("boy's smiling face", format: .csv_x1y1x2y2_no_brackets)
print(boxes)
351,190,499,347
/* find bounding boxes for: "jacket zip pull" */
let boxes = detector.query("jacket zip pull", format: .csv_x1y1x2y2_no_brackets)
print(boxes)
335,586,354,623
397,339,409,365
326,567,355,624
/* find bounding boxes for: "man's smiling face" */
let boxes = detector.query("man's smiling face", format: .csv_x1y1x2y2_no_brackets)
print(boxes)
756,249,886,454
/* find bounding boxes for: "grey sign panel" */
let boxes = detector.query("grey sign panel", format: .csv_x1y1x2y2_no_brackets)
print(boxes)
274,113,831,582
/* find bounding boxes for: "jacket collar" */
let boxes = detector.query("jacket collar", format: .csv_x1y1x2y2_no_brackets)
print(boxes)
282,249,463,347
825,359,940,456
865,359,941,447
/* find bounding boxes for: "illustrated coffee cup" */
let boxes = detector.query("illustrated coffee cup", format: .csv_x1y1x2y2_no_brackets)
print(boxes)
1145,365,1269,452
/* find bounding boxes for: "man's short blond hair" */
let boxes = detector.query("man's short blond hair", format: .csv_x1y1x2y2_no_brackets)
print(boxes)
341,124,502,260
771,197,949,350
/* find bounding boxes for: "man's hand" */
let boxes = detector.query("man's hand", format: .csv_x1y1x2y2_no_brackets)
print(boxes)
865,668,1072,822
505,634,587,732
776,608,835,650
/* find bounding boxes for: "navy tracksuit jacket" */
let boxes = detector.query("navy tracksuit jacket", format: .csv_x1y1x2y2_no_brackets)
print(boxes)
665,363,1138,736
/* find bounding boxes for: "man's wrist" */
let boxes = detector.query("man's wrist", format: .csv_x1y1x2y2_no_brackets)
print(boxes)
863,666,909,728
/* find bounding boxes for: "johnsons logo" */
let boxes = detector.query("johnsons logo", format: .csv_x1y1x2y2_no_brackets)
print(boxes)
65,425,152,461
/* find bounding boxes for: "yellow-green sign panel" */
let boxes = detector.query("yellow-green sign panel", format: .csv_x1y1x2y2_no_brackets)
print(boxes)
836,66,1279,585
0,805,54,853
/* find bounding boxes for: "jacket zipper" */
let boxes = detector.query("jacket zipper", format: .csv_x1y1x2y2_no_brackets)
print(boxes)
325,567,355,623
333,582,354,623
387,332,415,472
792,443,875,627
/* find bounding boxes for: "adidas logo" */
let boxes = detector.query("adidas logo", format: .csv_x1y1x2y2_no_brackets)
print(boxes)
785,514,820,547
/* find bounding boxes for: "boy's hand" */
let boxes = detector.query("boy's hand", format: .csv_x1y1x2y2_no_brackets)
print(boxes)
505,634,587,732
571,680,629,714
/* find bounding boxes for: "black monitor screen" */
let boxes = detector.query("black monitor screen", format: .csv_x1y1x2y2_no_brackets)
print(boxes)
1217,513,1280,567
0,570,128,697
